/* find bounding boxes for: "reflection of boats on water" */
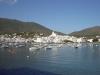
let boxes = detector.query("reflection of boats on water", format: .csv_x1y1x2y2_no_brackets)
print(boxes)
67,43,82,48
29,43,64,51
0,43,2,46
0,42,26,48
8,48,16,55
69,43,100,49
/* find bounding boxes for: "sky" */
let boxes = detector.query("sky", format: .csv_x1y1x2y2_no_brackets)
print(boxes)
0,0,100,34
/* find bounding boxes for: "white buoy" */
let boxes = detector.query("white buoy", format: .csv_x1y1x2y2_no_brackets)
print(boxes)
26,55,30,59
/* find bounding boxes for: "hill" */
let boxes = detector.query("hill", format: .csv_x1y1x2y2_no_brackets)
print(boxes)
69,26,100,38
0,18,53,36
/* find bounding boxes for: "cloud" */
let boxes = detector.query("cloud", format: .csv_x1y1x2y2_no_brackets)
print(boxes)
0,0,17,4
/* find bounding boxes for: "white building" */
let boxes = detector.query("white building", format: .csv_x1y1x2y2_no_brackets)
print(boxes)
76,37,86,43
32,32,88,43
34,38,42,43
98,39,100,42
87,39,93,42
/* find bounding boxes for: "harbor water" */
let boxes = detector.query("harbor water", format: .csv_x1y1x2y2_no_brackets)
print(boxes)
0,43,100,75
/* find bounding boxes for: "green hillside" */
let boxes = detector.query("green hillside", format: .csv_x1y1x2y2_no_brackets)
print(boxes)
69,26,100,38
0,18,53,36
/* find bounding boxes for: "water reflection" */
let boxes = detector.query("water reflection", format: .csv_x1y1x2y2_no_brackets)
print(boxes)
8,47,16,55
0,43,100,75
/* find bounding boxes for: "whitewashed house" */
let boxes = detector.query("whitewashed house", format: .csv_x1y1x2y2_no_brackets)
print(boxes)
76,37,86,43
87,39,93,42
34,37,42,43
98,39,100,42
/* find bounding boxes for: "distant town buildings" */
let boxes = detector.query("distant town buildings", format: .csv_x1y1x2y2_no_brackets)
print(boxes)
0,32,100,43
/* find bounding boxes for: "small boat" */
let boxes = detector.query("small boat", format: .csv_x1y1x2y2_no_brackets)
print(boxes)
29,44,45,51
29,46,39,51
74,43,81,49
1,44,9,48
45,44,57,50
15,44,25,48
45,47,52,50
75,46,78,48
26,55,30,59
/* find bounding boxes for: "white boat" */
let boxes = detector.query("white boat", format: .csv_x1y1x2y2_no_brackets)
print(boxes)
45,44,61,50
0,44,9,48
74,43,82,48
29,46,40,51
45,45,52,50
29,43,46,51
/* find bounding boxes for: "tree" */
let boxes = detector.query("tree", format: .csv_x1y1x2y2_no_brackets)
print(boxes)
93,38,98,42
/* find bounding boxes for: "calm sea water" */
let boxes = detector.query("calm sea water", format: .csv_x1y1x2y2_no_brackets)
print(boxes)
0,43,100,75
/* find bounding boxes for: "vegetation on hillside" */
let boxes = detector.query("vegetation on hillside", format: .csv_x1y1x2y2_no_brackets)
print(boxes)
0,18,52,36
0,18,64,37
69,26,100,38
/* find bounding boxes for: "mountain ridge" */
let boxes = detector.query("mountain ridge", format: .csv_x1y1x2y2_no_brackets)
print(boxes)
0,18,51,33
69,26,100,38
0,18,65,36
